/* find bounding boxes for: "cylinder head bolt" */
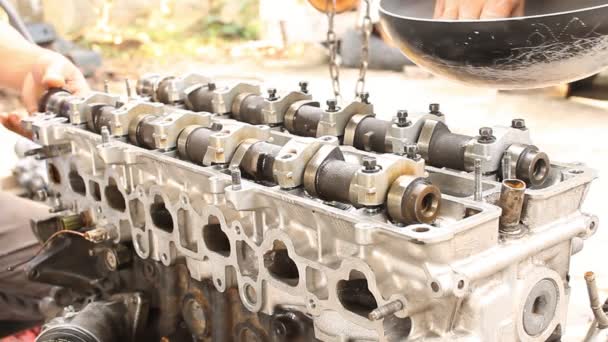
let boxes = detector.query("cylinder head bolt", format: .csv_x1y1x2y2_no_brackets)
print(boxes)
326,99,339,112
512,118,526,130
478,127,496,144
405,144,420,161
395,110,411,127
299,81,309,94
267,88,279,101
361,156,380,173
429,103,442,116
358,92,370,104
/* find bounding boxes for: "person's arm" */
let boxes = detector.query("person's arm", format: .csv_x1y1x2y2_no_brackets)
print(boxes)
0,22,89,113
434,0,525,20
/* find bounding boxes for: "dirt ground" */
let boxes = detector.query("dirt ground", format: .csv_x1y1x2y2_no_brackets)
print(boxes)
1,55,607,340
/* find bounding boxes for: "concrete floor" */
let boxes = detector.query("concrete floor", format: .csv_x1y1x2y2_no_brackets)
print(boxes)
1,63,607,340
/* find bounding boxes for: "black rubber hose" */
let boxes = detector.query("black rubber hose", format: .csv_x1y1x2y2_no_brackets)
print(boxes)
0,0,34,43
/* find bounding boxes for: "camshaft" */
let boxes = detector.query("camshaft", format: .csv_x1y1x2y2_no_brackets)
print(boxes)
36,85,441,226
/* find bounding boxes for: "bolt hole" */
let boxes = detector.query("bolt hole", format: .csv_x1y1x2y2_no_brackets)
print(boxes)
457,280,465,290
590,221,597,231
413,227,430,233
430,282,440,293
244,284,257,306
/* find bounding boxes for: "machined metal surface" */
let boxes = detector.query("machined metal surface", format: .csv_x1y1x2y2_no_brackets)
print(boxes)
25,78,600,341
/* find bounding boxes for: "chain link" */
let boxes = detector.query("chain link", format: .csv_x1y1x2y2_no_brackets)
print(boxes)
325,0,372,101
355,0,372,97
325,0,341,101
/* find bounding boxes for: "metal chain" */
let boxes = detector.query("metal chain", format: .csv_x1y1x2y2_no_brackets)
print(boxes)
325,0,372,101
325,0,341,101
355,0,372,97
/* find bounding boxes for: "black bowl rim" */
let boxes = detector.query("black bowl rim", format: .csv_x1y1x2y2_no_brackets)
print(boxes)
379,0,608,24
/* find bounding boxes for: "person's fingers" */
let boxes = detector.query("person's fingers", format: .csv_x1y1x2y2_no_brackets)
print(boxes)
65,69,90,96
41,60,68,89
21,74,42,114
433,0,445,18
480,0,518,19
0,113,31,138
438,0,459,19
512,0,525,17
459,0,486,19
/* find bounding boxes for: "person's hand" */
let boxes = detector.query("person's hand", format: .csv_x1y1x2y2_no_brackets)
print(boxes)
434,0,525,20
21,50,89,113
0,113,31,138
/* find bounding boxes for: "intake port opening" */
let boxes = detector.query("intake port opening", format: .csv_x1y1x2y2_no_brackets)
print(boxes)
105,178,126,212
89,181,101,201
263,240,299,287
48,163,61,184
337,270,378,318
150,195,174,232
203,215,231,257
68,169,86,195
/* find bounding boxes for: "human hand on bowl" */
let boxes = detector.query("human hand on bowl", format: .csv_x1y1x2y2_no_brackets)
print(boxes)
433,0,525,19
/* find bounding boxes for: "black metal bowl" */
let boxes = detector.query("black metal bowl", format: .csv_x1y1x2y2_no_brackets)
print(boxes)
379,0,608,89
